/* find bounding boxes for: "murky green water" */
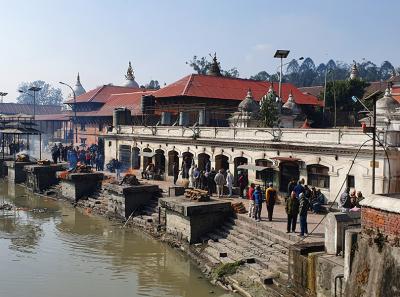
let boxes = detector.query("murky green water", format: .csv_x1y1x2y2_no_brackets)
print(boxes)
0,181,233,297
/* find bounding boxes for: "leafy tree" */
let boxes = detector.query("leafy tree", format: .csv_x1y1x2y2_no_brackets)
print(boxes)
145,80,160,90
16,80,63,105
250,71,270,81
222,67,240,78
298,57,317,87
324,78,370,113
380,61,395,80
259,88,279,127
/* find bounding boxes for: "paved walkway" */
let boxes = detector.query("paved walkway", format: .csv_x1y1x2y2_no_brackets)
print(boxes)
103,172,326,242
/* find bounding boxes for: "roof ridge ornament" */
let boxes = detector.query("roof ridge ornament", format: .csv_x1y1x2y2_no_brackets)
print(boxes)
207,53,222,76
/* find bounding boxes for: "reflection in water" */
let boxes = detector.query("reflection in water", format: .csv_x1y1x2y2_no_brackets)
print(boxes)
0,181,234,297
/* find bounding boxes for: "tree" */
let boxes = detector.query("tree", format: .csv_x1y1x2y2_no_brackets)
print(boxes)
259,88,279,127
17,80,63,105
145,80,160,90
250,71,270,81
380,61,395,80
298,57,317,87
222,67,240,78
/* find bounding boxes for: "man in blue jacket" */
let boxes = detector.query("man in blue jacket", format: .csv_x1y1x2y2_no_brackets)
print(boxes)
253,186,264,222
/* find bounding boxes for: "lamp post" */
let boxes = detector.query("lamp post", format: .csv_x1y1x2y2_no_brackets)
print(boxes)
0,92,7,103
274,50,290,100
351,95,377,194
59,81,77,144
19,86,41,120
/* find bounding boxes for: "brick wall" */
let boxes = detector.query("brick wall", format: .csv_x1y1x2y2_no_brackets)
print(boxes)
362,206,400,238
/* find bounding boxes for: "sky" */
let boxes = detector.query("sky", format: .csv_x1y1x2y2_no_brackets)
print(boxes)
0,0,399,101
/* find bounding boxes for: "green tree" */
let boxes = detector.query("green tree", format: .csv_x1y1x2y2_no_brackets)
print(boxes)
259,88,279,127
145,80,160,90
324,78,370,112
16,80,63,105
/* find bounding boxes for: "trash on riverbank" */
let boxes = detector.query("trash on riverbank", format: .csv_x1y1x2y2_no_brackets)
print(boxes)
0,203,13,211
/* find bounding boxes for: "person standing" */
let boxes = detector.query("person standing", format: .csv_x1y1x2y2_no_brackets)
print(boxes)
247,183,255,218
293,179,304,199
214,169,226,198
265,183,277,221
287,179,296,198
51,144,59,164
238,172,248,199
299,193,310,237
172,161,179,185
115,159,122,180
253,185,264,222
339,188,352,212
188,165,195,188
285,191,299,233
226,169,234,197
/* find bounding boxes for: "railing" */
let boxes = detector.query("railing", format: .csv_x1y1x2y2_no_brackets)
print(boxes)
112,126,372,146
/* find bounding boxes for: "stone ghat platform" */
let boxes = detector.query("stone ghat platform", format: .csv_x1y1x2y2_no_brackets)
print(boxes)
103,183,160,219
25,163,67,192
159,197,232,244
5,161,35,183
57,172,104,202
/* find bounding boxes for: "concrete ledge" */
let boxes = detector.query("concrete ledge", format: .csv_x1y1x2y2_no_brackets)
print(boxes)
160,197,232,216
360,193,400,214
5,161,35,183
24,163,67,192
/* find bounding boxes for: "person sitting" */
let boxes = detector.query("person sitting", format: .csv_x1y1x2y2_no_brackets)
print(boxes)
311,189,325,213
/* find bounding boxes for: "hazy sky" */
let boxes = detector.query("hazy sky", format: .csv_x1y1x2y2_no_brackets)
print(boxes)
1,0,399,101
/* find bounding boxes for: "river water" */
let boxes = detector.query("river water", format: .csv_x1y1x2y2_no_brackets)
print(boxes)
0,181,233,297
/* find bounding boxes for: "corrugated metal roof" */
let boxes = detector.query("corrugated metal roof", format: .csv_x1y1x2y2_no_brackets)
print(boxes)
154,74,323,106
0,103,61,115
65,85,145,104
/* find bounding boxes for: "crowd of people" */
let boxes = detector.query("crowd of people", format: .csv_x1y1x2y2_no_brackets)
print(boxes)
51,143,105,172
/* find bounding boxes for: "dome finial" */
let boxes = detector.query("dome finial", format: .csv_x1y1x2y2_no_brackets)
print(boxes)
73,72,86,96
77,72,81,84
126,61,135,80
207,52,222,76
350,60,359,80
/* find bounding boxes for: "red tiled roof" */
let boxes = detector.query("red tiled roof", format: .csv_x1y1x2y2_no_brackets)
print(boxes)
393,86,400,102
95,91,155,116
298,86,323,97
154,74,323,106
65,85,144,104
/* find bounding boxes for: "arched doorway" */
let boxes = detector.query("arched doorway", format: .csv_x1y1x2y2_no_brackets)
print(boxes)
182,152,193,179
198,153,210,172
168,151,179,176
131,147,140,169
118,144,131,170
255,159,274,185
279,162,300,192
234,157,248,186
142,148,153,170
154,149,166,174
215,154,229,172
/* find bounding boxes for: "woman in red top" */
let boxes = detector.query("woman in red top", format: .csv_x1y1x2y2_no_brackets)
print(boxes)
247,183,255,218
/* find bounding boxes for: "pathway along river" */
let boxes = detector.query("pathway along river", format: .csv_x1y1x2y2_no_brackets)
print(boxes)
0,181,234,297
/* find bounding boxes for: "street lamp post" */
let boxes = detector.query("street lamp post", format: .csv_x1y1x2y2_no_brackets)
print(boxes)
28,86,41,120
274,50,290,100
59,82,77,144
0,92,7,103
18,87,41,121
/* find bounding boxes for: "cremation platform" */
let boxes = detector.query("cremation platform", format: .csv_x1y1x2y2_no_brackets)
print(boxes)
58,172,104,201
159,197,232,244
24,163,67,192
104,183,160,219
5,161,35,183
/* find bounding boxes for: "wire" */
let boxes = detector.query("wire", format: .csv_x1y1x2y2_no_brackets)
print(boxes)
293,138,372,245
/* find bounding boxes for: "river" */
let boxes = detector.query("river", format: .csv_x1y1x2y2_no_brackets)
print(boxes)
0,181,234,297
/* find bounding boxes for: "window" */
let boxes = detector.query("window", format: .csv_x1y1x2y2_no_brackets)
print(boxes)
99,123,103,131
347,175,355,188
80,138,87,145
80,123,86,131
307,165,330,189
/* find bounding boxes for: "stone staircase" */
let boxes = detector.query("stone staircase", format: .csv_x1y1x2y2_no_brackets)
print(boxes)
194,214,302,296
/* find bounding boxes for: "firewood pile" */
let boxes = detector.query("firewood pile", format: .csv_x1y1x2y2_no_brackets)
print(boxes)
37,160,51,166
74,164,92,173
231,202,246,214
119,174,140,186
16,154,29,162
184,189,210,202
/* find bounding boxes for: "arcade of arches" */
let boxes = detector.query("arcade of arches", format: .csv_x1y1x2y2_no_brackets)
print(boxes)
112,144,334,193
